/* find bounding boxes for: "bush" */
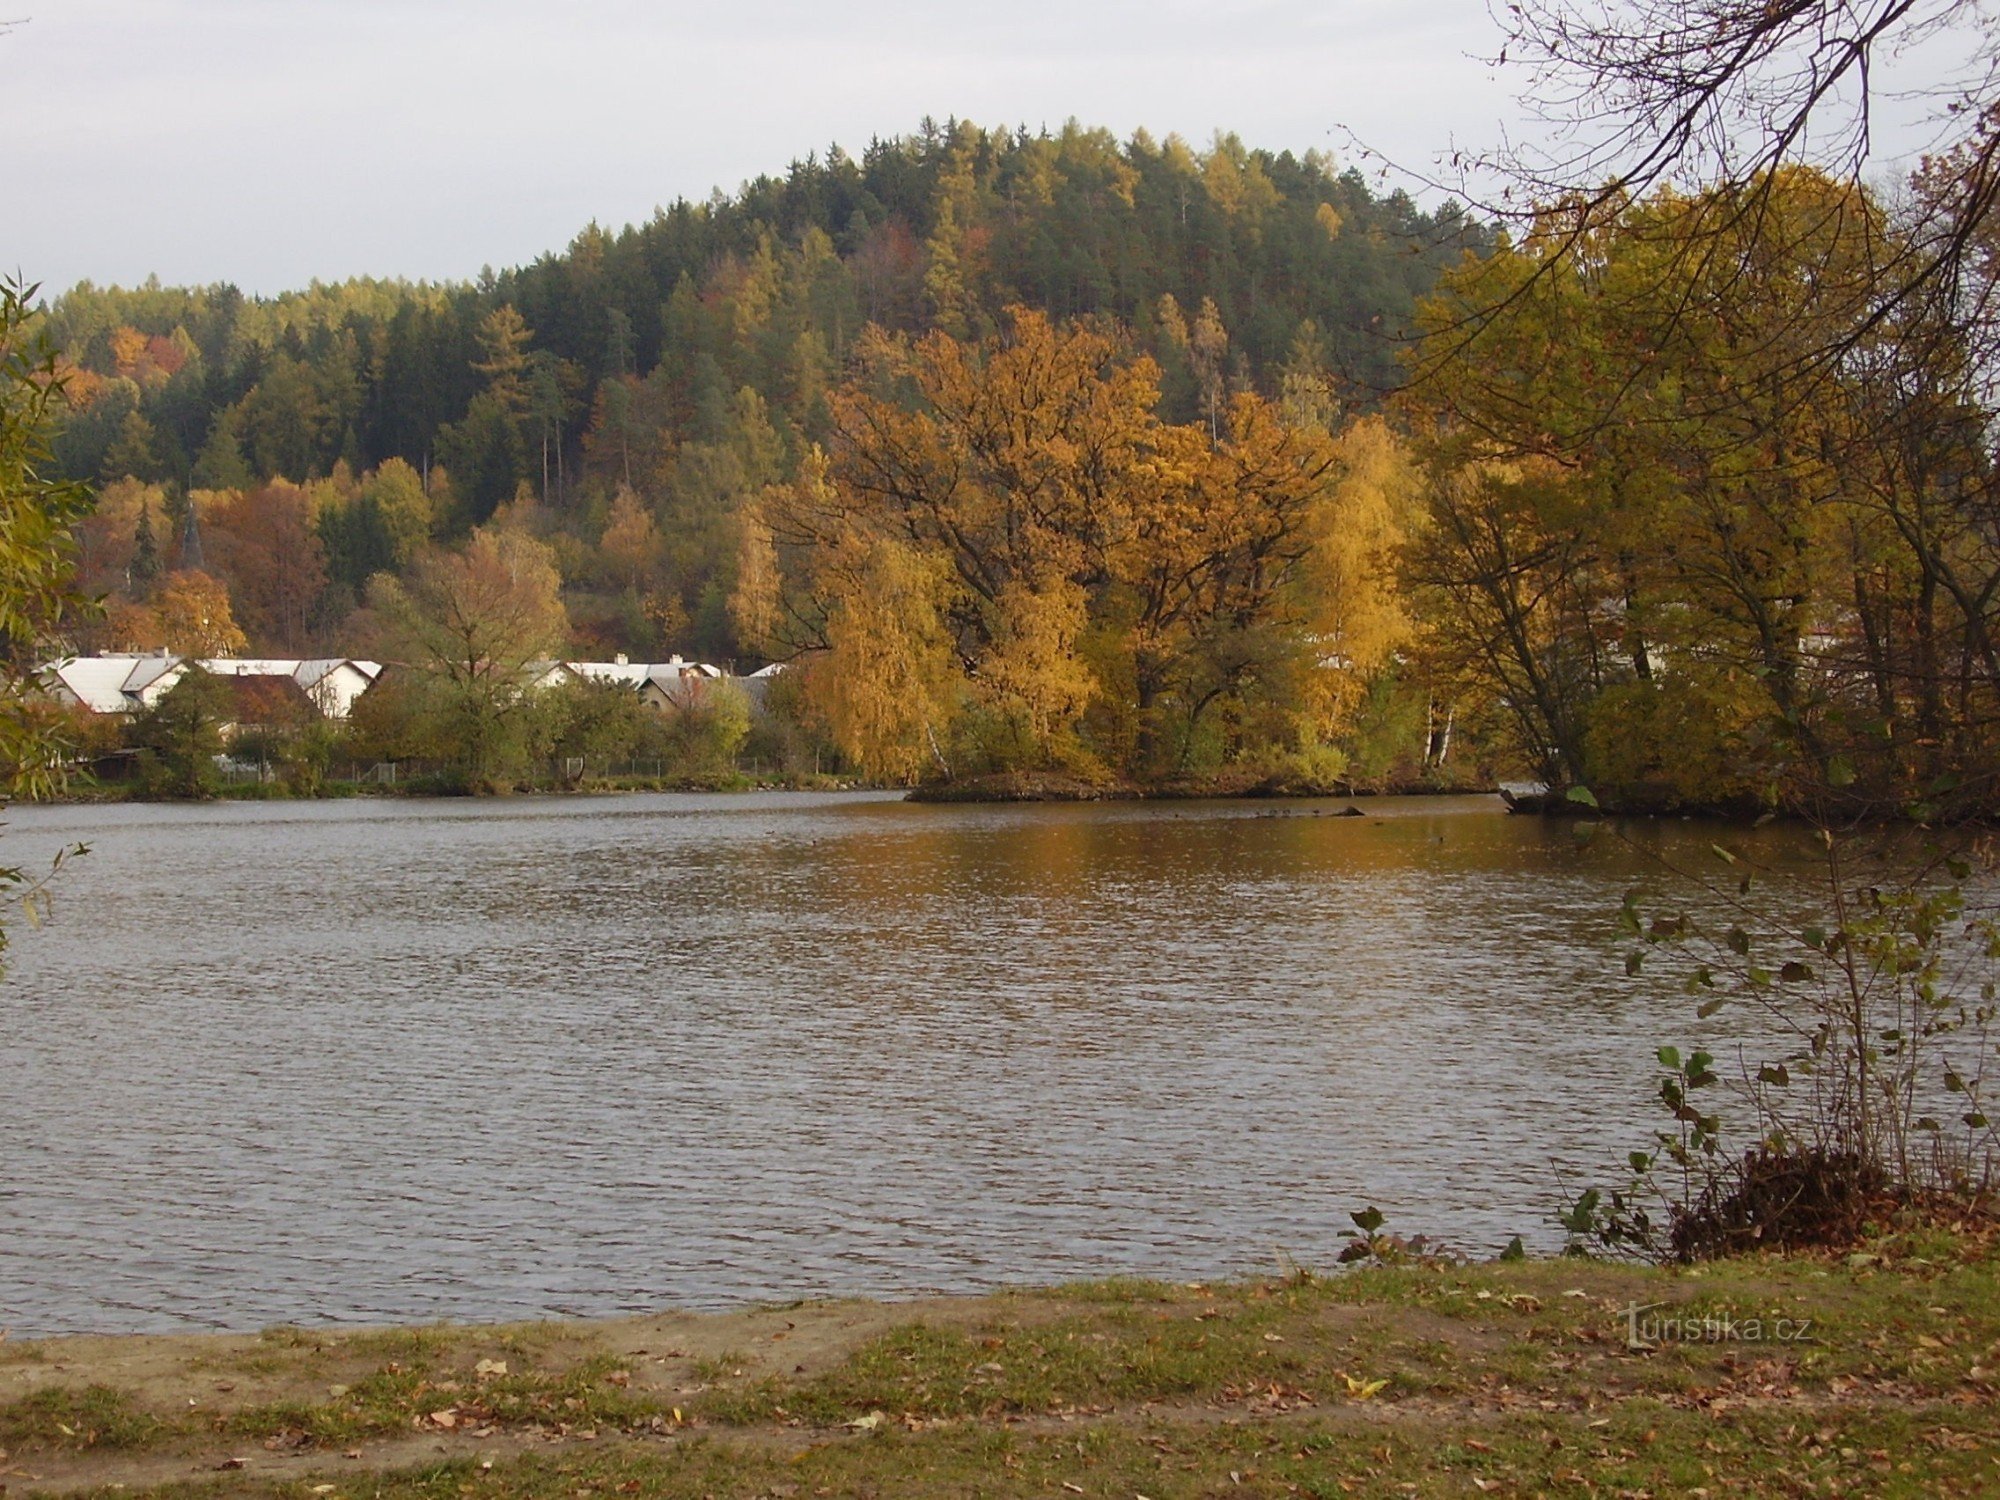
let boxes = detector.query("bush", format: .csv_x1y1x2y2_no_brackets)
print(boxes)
1567,828,2000,1260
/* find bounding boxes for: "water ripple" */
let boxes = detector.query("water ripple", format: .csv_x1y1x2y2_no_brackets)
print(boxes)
1,792,1761,1336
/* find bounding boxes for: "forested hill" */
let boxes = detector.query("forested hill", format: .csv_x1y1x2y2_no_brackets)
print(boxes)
39,120,1486,662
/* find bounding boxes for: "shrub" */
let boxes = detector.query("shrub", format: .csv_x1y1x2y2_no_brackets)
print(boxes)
1566,827,1999,1260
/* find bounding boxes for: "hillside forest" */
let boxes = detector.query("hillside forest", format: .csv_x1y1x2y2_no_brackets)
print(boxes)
28,121,2000,814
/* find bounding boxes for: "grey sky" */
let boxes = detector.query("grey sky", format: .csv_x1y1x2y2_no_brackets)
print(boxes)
6,0,1517,294
1,1,1971,297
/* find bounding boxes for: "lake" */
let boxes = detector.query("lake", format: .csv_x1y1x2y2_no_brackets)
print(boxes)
1,791,1772,1337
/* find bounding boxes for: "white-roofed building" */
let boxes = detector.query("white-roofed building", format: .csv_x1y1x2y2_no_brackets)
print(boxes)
41,653,188,714
739,659,790,708
197,658,382,719
41,654,382,720
530,655,731,712
636,657,723,714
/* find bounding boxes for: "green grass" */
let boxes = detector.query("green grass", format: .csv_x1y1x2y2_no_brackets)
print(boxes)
217,1350,663,1448
0,1383,170,1452
9,1227,1999,1495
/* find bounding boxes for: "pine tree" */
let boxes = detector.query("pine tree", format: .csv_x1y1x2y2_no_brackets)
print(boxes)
131,496,162,592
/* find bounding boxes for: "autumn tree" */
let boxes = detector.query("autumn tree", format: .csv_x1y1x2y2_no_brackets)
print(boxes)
1404,171,2000,811
368,528,569,787
472,305,533,418
0,278,94,970
150,569,249,656
761,308,1355,778
1284,415,1421,767
1481,0,1996,371
72,476,161,601
1101,393,1344,770
597,486,663,593
210,481,329,652
804,532,962,781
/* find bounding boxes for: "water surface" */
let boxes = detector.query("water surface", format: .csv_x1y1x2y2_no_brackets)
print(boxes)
2,791,1765,1337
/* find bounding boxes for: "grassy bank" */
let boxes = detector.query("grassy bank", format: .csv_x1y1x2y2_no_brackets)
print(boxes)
4,1224,1996,1497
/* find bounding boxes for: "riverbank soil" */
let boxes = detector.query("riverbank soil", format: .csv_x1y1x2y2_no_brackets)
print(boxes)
3,1225,1996,1497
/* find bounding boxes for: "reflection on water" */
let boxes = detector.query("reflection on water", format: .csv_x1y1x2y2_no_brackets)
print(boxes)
0,792,1788,1336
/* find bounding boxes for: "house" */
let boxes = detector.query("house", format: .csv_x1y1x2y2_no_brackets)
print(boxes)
528,655,730,712
196,658,382,719
41,652,188,714
39,654,382,720
637,657,723,714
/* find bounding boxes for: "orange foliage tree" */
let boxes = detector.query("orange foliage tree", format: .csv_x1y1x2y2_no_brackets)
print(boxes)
209,481,328,652
751,308,1363,777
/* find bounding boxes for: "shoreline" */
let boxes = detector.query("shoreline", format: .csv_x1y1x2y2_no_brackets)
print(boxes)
17,776,1497,811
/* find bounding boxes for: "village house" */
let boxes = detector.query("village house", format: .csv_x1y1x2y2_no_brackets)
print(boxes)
529,654,729,713
40,654,382,720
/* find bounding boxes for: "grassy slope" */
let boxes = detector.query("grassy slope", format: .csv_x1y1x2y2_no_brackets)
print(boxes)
2,1223,1996,1497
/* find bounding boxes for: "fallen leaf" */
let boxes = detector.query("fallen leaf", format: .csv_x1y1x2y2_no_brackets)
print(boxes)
474,1360,508,1378
846,1411,885,1430
430,1410,458,1429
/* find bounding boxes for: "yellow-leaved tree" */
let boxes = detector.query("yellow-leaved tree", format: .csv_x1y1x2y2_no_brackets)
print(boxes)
150,570,250,657
368,528,569,788
746,308,1382,783
1283,415,1421,770
807,534,962,783
1,278,95,973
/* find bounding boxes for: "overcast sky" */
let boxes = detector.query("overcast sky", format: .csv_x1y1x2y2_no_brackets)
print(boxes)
0,0,1969,297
